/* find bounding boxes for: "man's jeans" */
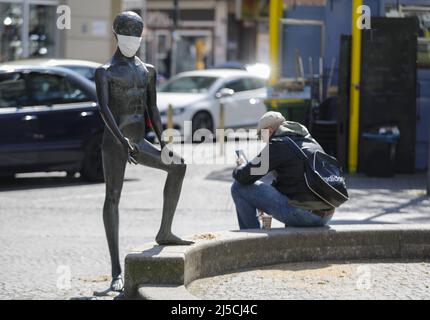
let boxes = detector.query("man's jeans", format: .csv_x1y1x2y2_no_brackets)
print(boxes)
231,180,333,229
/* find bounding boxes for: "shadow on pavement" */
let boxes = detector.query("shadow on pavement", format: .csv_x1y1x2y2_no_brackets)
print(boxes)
344,173,427,190
205,167,234,182
363,195,429,220
330,220,396,225
206,169,427,190
0,175,138,192
69,292,123,300
206,167,275,184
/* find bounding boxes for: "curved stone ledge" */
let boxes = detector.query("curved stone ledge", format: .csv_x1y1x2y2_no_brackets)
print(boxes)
124,224,430,299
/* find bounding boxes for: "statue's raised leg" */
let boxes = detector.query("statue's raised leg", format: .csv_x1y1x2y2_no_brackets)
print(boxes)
132,139,194,246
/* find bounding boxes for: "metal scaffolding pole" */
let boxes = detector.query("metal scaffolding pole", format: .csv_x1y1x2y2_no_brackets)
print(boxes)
21,0,30,58
170,0,179,76
141,0,147,61
269,0,283,86
348,0,363,174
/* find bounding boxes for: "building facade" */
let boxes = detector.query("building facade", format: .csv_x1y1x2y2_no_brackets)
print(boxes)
0,0,122,64
123,0,228,77
0,0,270,72
123,0,280,78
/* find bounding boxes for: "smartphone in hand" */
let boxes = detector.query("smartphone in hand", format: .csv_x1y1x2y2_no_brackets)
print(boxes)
235,149,248,163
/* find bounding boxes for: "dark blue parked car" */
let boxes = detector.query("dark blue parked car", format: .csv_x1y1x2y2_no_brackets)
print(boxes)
0,65,105,182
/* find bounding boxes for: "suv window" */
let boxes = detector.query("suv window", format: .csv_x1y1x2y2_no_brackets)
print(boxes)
27,72,90,106
0,73,30,108
222,77,266,93
249,78,266,90
223,78,250,93
160,76,217,93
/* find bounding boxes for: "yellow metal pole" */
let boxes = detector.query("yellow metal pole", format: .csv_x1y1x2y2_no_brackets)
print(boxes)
219,102,225,156
269,0,283,86
195,39,205,70
348,0,363,174
167,104,173,144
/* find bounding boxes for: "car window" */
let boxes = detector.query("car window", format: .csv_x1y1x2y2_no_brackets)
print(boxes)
249,78,267,90
63,66,96,82
159,76,218,93
0,73,30,108
27,73,91,105
221,78,266,94
223,78,250,93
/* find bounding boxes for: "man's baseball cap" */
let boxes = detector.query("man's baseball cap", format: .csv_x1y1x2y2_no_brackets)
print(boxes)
256,111,286,135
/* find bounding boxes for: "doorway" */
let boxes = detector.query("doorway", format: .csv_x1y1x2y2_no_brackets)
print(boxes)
172,30,213,75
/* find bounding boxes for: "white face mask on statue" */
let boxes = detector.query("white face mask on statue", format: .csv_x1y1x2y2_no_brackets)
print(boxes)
115,32,142,58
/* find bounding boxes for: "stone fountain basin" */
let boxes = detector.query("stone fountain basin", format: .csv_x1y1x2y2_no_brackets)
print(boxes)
123,224,430,300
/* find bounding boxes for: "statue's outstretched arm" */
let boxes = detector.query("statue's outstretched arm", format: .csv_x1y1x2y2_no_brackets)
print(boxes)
146,65,165,148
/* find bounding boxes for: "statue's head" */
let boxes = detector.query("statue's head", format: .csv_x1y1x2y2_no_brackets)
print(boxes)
113,11,143,58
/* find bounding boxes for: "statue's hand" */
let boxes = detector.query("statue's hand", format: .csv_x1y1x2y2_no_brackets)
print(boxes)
123,137,134,151
123,137,138,164
159,140,167,151
128,152,138,165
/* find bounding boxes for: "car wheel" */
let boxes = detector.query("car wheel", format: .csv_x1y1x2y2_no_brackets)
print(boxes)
80,134,104,183
192,111,214,143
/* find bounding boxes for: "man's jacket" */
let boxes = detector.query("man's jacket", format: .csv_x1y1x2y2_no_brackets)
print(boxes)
233,121,333,211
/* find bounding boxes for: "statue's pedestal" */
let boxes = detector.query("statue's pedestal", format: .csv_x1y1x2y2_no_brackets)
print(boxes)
124,243,189,299
124,225,430,299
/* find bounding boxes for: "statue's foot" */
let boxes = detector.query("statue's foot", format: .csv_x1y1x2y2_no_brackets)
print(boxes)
156,232,194,246
110,275,124,292
93,275,123,297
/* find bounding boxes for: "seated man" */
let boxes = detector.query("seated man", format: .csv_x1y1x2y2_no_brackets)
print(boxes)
231,112,335,229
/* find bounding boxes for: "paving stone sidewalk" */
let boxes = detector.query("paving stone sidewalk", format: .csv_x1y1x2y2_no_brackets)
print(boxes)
188,260,430,300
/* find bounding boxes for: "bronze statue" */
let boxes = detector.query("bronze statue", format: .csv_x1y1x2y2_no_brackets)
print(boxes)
95,11,193,293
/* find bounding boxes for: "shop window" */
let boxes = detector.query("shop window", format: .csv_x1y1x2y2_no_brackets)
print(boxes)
0,2,58,63
0,3,24,62
29,4,57,58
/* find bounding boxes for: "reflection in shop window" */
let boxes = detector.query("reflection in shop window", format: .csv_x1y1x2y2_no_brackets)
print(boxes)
0,3,23,62
175,35,212,74
0,3,57,62
29,5,56,58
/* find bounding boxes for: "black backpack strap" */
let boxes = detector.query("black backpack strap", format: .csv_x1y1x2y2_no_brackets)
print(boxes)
283,136,309,162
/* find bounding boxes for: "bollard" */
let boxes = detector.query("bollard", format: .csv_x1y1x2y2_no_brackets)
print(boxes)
167,104,173,144
218,102,225,156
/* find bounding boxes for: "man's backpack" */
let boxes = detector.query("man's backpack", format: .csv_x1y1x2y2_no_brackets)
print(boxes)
285,137,349,208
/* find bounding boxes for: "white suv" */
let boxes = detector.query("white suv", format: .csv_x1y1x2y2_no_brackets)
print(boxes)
157,69,268,141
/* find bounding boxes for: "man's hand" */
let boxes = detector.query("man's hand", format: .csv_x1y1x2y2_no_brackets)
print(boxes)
236,157,245,167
